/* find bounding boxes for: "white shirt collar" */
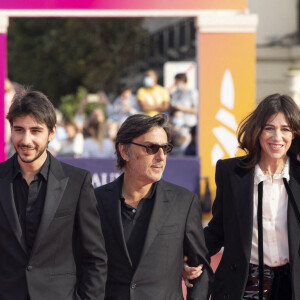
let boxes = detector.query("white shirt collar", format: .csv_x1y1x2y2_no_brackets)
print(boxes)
254,157,290,185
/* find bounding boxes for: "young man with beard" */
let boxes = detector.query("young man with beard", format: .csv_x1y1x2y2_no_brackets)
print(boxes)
0,88,107,300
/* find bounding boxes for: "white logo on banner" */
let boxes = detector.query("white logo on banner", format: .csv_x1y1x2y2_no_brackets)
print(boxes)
211,70,239,166
92,172,121,187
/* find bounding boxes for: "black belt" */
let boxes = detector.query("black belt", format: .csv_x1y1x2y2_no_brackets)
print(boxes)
245,263,291,300
249,263,290,276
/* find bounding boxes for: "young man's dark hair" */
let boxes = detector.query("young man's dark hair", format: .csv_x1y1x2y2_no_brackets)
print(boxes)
6,88,56,132
115,113,170,169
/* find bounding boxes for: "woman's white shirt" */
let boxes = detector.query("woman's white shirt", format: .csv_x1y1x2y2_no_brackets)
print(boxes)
250,158,290,267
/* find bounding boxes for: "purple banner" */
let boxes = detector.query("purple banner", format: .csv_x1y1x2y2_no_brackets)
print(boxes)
58,156,200,195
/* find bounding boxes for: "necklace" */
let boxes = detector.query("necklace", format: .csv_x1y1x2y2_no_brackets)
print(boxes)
259,159,286,176
261,165,285,176
262,170,277,176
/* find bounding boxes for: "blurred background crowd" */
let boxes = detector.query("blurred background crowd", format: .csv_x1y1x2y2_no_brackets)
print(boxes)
5,68,198,159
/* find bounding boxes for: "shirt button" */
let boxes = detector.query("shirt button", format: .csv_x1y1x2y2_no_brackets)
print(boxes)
131,283,136,289
132,209,136,213
27,265,33,271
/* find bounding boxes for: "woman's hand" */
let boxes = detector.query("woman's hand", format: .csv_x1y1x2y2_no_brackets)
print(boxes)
182,256,203,288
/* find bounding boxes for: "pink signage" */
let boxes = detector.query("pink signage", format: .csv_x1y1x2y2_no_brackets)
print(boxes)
1,0,246,10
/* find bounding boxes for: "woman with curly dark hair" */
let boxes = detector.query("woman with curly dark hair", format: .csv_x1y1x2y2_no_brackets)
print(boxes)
182,94,300,299
203,93,300,299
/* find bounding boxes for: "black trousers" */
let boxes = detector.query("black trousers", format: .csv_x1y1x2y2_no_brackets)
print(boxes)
243,263,292,300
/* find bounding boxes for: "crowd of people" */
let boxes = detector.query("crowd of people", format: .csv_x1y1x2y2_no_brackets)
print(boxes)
5,69,198,158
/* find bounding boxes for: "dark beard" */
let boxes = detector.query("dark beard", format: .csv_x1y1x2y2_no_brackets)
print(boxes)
16,144,47,164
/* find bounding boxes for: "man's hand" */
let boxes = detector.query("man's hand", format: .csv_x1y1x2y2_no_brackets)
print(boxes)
182,256,203,288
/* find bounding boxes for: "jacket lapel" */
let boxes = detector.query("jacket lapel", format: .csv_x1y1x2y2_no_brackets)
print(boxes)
287,157,300,256
0,156,27,254
31,155,69,256
0,178,28,254
101,175,132,266
232,162,254,259
289,157,300,217
138,180,174,263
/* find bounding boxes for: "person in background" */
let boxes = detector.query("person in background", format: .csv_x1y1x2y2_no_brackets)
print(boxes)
89,107,106,124
136,69,170,117
170,109,186,129
106,119,119,143
171,73,198,128
107,84,140,125
57,118,83,157
81,118,115,158
75,91,109,132
0,88,107,300
184,126,197,156
95,113,212,300
170,126,191,156
168,108,191,156
4,79,16,157
47,109,68,156
185,94,300,300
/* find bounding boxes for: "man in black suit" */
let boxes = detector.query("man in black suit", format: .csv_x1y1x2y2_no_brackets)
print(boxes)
95,113,212,300
0,89,107,300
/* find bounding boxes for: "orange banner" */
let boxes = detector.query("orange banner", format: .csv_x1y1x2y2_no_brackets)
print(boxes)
198,33,256,211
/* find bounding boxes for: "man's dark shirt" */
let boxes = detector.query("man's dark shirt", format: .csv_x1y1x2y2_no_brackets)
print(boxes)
13,154,50,256
120,182,157,270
